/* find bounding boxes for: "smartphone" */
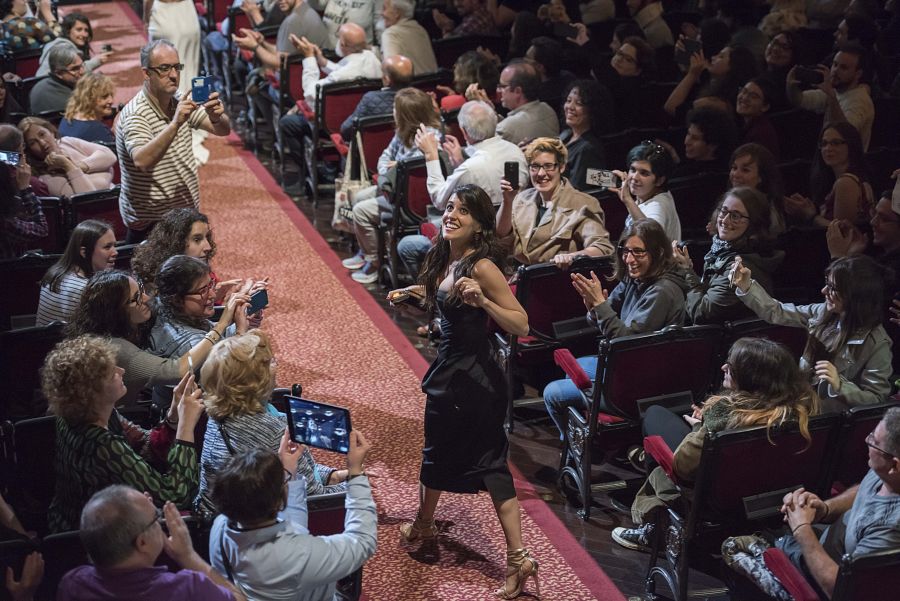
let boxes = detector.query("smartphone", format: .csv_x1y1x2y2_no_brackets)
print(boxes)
387,286,426,310
552,22,579,39
101,43,113,52
284,396,352,453
794,66,824,86
585,168,620,189
675,38,702,68
247,288,268,315
504,161,519,190
191,75,214,103
0,150,20,166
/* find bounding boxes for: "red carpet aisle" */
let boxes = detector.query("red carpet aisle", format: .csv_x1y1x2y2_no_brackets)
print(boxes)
77,3,627,599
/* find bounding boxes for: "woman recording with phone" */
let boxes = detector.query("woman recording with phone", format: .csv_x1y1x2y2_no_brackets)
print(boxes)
612,140,681,244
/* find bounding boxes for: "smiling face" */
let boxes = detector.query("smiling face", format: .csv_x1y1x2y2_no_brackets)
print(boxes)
563,88,589,132
684,124,713,161
87,229,118,272
620,235,652,280
94,92,114,118
441,194,480,245
821,273,844,314
716,194,751,242
627,159,663,201
67,19,90,46
610,43,640,77
729,154,761,190
736,81,769,118
819,127,849,170
528,151,563,197
707,46,731,78
183,220,213,261
866,420,897,474
765,34,793,68
24,125,60,161
182,274,215,319
125,278,152,325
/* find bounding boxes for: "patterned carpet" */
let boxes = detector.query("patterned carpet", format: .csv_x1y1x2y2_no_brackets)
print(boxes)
78,3,627,599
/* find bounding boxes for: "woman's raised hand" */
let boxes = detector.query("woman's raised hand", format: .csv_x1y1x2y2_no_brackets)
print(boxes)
671,240,692,270
687,48,708,77
730,255,752,292
570,271,607,311
456,276,485,308
414,123,439,160
610,169,631,203
175,373,204,430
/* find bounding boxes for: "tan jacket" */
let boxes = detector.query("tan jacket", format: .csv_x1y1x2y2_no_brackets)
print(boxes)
501,179,614,265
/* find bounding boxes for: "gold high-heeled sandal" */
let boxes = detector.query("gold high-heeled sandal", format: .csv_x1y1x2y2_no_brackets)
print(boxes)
495,548,540,599
399,515,438,542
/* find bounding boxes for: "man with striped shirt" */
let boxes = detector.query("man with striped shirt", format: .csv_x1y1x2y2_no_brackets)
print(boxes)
116,40,231,243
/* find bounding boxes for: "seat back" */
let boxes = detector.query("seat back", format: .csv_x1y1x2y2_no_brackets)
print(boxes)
36,196,65,254
354,113,395,177
315,79,383,137
10,47,42,79
668,171,729,238
432,35,509,70
724,317,809,362
9,75,45,113
771,109,823,161
307,491,347,536
10,415,57,535
279,53,306,112
834,548,900,601
597,325,724,420
870,96,900,152
774,226,830,304
0,324,65,421
0,253,61,331
112,242,138,272
37,530,88,600
207,0,231,28
392,156,431,224
410,69,453,95
66,186,126,241
694,414,840,521
587,188,626,242
831,401,900,490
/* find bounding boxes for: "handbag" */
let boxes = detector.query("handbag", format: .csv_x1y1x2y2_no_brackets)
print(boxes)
332,131,378,233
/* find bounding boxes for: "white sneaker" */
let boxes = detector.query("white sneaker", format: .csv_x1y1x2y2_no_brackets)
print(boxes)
341,253,365,270
351,262,379,284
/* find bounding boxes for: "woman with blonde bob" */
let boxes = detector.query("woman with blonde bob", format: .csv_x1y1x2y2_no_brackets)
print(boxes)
59,72,116,144
195,329,346,514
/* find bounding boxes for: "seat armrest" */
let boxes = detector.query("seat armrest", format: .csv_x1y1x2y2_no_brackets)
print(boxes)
295,99,314,120
552,348,591,390
763,548,820,601
644,435,676,483
330,133,348,156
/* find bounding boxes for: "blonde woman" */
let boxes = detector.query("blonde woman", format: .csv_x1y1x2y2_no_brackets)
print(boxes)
59,72,115,144
196,330,346,514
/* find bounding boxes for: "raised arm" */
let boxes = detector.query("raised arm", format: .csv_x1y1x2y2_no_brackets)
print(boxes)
458,258,528,337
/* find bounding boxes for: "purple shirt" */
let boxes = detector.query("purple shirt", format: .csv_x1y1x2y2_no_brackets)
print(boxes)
58,565,234,601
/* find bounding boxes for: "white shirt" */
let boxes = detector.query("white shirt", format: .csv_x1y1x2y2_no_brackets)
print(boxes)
799,85,874,150
624,190,682,243
301,50,383,106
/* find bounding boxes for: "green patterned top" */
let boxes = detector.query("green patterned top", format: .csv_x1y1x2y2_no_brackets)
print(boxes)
48,417,199,533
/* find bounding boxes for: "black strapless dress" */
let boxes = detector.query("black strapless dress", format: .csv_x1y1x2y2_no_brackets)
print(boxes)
419,289,514,497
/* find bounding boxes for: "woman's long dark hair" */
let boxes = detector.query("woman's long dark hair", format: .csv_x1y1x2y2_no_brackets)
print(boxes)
713,187,774,250
61,13,93,59
810,121,870,205
67,270,141,341
131,208,216,289
562,79,615,136
41,219,112,292
419,185,506,310
154,255,213,331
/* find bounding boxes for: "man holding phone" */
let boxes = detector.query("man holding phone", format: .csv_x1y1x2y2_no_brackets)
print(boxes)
116,40,231,243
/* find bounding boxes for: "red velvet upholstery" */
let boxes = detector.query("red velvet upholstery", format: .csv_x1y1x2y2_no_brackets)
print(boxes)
11,49,41,79
36,196,64,254
356,115,396,177
553,348,591,390
67,188,127,241
420,222,437,239
763,548,819,601
644,435,676,483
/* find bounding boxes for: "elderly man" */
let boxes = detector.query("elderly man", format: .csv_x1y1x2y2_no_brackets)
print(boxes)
339,54,412,141
116,40,230,243
380,0,436,75
29,44,83,114
394,100,526,280
57,485,245,600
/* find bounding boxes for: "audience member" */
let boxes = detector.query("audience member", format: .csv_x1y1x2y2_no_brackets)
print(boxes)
30,43,84,114
0,123,48,194
146,0,203,98
542,219,687,439
609,20,644,53
209,434,376,599
525,36,576,119
601,35,654,130
196,330,347,514
664,44,758,118
58,484,244,601
714,0,768,63
497,137,613,266
59,72,116,143
784,121,873,229
833,11,879,50
311,0,383,46
117,40,230,243
728,143,786,236
736,77,780,159
43,335,204,532
669,106,737,179
437,50,499,111
339,54,412,141
559,79,609,190
0,0,56,51
674,187,782,324
612,141,680,244
613,337,819,551
18,116,115,196
474,59,559,145
827,187,900,275
67,270,248,407
761,31,796,111
396,99,525,280
626,0,673,49
433,0,497,38
36,219,117,326
734,254,892,412
380,0,437,75
0,149,46,260
0,74,25,124
758,0,807,38
786,42,874,150
36,12,110,77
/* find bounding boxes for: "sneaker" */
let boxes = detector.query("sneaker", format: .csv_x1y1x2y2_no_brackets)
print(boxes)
611,523,654,552
283,181,306,197
351,262,379,284
341,252,365,270
627,446,646,473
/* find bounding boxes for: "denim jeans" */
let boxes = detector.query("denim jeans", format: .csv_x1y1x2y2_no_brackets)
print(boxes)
396,234,432,281
542,355,597,440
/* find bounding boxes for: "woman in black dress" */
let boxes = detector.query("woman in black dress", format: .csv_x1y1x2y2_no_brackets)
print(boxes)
389,185,534,599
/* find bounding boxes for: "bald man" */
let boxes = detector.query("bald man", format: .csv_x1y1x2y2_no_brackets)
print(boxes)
339,54,413,140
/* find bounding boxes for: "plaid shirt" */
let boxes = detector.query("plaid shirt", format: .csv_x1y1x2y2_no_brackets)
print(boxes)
450,7,497,37
1,188,48,260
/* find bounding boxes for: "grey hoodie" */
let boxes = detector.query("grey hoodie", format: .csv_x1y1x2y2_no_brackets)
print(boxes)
590,269,690,338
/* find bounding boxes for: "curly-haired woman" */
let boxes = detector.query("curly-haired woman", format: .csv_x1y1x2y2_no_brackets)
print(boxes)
58,72,115,144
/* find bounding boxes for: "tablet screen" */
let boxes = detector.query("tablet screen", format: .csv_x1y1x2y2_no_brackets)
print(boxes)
284,396,351,454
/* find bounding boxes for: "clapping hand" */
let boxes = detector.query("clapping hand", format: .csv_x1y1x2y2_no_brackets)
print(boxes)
464,83,491,105
5,552,43,601
784,193,817,220
570,271,607,310
232,27,262,51
442,134,464,167
826,219,868,258
289,34,318,59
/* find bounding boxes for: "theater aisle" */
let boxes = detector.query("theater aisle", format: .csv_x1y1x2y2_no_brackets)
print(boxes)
78,2,627,599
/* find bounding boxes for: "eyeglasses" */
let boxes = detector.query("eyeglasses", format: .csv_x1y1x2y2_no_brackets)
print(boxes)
819,138,847,149
618,245,648,258
186,281,214,298
614,49,638,64
718,206,750,223
127,282,146,305
871,211,900,226
57,62,85,75
528,162,559,173
146,63,185,76
134,507,164,542
866,430,896,458
496,81,512,90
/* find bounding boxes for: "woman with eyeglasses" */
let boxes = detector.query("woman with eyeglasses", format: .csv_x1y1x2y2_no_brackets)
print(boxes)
673,187,783,325
542,218,688,440
498,137,614,269
613,140,681,245
664,44,759,118
762,32,795,111
735,77,780,159
726,143,786,236
17,116,115,197
612,337,820,552
602,36,655,130
783,122,874,229
195,330,346,515
732,254,892,412
43,335,205,533
67,270,249,408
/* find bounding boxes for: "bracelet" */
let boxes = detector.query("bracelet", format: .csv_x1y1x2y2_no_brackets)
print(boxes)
792,522,811,535
820,503,830,521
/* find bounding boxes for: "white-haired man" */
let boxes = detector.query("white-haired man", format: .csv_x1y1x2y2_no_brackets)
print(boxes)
380,0,437,75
